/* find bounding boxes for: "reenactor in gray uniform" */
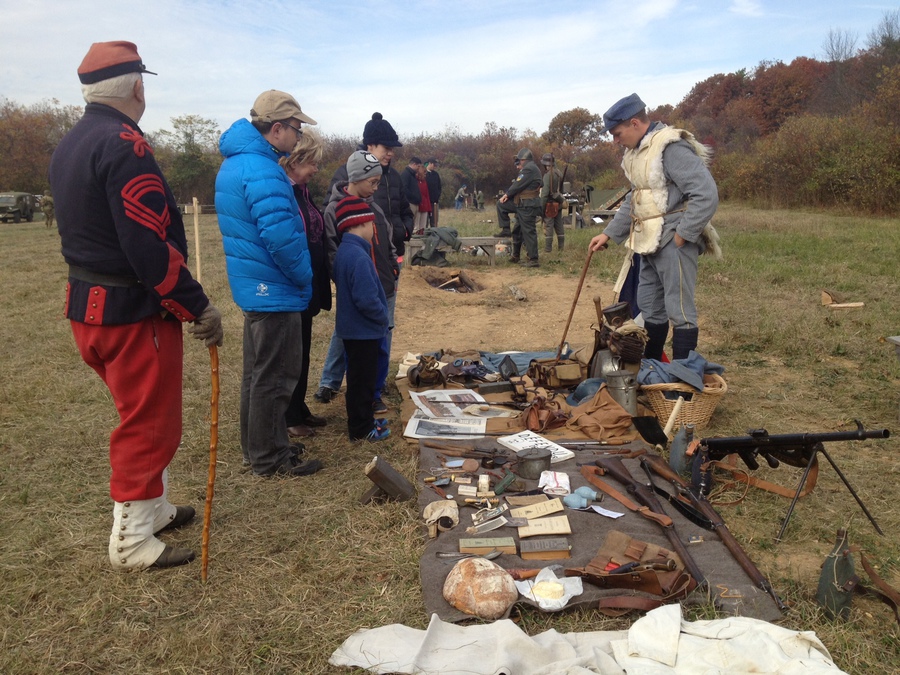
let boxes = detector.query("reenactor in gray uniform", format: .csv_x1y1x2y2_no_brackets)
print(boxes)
540,153,564,252
494,148,543,267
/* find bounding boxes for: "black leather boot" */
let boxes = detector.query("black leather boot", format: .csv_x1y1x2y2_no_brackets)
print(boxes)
672,327,699,360
644,322,669,361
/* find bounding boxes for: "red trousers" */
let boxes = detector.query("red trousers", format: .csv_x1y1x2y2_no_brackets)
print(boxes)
71,314,183,502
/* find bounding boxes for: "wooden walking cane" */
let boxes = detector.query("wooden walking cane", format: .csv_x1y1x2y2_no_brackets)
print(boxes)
201,344,219,583
554,249,594,361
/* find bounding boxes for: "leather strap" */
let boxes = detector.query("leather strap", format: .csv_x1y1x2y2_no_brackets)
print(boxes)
714,454,819,499
851,546,900,626
580,465,672,528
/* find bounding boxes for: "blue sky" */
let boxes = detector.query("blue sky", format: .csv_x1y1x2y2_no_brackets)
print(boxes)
1,1,896,140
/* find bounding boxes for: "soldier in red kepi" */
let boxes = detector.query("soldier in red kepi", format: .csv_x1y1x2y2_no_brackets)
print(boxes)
49,41,223,572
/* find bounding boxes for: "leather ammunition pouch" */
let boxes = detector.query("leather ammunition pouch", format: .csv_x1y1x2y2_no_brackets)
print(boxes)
565,530,696,616
527,358,586,389
544,201,560,219
522,394,568,433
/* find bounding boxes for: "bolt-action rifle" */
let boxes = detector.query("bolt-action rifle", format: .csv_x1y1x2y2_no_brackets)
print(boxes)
641,453,787,611
595,456,706,590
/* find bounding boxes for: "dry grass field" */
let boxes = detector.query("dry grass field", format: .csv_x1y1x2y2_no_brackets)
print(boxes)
1,203,899,673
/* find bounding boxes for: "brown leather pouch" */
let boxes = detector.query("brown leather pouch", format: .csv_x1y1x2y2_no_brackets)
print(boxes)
527,358,586,389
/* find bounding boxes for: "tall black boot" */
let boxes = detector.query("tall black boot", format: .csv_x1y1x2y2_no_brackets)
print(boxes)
557,236,565,251
644,322,669,361
672,327,699,360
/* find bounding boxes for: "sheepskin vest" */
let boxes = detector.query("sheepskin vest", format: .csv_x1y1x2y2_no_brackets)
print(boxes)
621,126,718,256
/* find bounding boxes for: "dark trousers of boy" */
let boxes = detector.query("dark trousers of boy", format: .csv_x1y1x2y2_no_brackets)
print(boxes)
344,338,381,440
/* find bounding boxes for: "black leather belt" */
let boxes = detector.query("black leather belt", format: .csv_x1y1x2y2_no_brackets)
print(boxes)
68,265,141,288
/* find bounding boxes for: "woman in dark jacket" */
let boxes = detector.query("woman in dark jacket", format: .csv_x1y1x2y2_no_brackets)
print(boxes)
281,129,332,438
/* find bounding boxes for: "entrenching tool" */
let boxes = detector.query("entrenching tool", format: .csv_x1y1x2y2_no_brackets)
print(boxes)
201,344,219,584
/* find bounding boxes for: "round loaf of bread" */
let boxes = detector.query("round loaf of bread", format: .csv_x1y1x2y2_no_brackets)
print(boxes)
442,558,517,620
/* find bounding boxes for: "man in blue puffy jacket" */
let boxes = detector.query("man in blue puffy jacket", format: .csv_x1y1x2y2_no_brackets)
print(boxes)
215,90,323,478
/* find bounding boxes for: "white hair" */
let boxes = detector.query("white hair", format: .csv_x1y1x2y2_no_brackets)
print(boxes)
81,72,141,104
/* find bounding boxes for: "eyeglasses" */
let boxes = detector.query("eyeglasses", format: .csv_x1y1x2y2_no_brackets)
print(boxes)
283,122,303,137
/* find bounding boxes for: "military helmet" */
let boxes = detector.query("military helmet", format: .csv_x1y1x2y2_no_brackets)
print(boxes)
514,148,533,162
541,153,554,166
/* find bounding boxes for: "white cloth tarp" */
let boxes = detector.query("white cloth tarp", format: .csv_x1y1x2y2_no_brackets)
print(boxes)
329,604,846,675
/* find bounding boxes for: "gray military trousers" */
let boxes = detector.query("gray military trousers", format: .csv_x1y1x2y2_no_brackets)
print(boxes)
637,237,699,330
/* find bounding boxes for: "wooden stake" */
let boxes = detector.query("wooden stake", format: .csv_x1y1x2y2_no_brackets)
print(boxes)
192,197,202,283
201,344,219,583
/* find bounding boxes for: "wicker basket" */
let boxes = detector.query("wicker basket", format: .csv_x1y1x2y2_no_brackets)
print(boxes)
640,373,727,431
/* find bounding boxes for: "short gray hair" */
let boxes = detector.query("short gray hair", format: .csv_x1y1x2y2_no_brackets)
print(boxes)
82,72,141,104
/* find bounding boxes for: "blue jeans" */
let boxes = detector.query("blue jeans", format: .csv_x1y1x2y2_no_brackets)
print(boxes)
240,311,303,475
320,292,396,397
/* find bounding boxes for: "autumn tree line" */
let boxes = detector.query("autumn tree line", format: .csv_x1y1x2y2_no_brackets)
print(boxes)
1,11,898,214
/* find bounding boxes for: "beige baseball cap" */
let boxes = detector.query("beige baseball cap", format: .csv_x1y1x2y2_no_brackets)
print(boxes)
250,90,317,125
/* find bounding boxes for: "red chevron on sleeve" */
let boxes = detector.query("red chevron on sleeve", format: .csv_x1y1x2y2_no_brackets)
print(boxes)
122,174,171,238
154,242,187,298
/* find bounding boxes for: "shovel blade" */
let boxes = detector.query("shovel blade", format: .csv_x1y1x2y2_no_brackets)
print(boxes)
632,415,668,446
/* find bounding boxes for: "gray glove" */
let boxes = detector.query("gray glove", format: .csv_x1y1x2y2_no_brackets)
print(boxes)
188,303,224,347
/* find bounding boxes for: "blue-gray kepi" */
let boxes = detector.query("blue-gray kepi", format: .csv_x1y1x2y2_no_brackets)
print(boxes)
566,378,605,407
602,93,646,134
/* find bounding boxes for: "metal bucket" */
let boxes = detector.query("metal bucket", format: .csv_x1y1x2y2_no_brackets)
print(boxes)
606,369,637,416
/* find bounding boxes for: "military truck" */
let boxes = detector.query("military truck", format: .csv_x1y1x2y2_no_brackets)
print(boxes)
0,192,36,223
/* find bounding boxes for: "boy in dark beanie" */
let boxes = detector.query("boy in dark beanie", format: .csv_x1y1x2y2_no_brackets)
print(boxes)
332,196,390,442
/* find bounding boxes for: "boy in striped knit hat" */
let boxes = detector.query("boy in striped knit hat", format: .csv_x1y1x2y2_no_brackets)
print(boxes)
332,195,390,441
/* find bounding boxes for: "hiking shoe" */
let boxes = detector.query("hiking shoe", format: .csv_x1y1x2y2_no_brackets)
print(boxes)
272,457,323,477
290,442,306,457
313,386,338,403
520,259,540,268
373,397,388,414
356,426,391,442
508,256,520,264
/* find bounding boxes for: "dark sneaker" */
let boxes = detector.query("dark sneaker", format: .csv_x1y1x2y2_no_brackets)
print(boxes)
290,442,306,457
374,417,390,428
520,259,540,268
493,231,511,238
313,386,338,403
508,256,520,264
272,457,323,477
372,397,388,414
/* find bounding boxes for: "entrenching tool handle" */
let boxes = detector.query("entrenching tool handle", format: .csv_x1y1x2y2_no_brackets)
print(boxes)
593,295,604,326
555,250,594,362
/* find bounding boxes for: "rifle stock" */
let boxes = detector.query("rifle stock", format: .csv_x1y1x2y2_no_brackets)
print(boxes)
641,454,788,611
596,457,706,589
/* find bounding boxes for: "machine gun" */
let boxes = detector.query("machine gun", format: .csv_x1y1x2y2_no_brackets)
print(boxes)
693,421,890,541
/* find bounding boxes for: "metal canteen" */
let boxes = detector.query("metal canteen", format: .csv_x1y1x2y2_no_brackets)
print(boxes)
515,447,552,480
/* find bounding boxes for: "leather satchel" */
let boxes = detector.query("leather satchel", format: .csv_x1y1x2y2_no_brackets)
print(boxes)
544,201,560,219
527,358,586,389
